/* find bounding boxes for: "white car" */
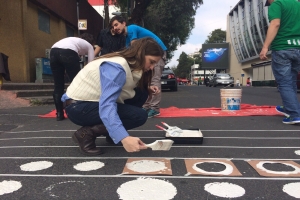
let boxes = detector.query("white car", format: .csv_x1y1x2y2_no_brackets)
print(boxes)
209,73,234,87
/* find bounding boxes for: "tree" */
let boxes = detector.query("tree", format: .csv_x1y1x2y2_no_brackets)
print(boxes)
115,0,203,60
204,28,226,44
175,52,194,78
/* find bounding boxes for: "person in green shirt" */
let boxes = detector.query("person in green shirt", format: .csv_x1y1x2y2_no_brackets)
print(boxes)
260,0,300,124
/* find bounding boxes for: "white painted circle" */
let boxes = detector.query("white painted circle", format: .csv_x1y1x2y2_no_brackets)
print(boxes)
283,182,300,198
20,161,53,171
44,181,85,198
192,161,233,175
73,161,105,171
0,180,22,195
256,161,300,175
295,150,300,155
126,160,167,173
204,182,245,198
117,177,177,200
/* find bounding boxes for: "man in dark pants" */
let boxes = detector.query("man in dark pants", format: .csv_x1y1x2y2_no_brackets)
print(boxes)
260,0,300,124
50,33,94,121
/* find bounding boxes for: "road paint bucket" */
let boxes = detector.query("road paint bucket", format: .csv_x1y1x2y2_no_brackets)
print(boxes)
220,89,242,111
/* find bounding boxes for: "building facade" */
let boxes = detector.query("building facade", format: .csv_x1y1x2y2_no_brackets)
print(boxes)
227,0,275,86
0,0,103,82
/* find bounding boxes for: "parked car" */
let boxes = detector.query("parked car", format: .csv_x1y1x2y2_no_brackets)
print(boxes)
209,73,234,87
161,67,178,91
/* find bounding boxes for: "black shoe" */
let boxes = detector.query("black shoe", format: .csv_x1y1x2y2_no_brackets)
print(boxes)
56,110,65,121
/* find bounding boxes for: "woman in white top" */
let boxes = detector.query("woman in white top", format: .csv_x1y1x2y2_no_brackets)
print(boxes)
50,33,95,121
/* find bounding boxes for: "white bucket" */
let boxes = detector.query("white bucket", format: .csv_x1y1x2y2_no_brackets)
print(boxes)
220,89,242,111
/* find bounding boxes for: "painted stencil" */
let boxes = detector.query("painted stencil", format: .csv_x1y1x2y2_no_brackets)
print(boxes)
122,158,172,175
184,159,242,176
247,160,300,177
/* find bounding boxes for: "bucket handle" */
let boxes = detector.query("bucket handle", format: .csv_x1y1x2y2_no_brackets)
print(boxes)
222,83,242,89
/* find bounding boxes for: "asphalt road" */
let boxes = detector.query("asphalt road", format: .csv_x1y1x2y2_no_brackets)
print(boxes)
0,86,300,200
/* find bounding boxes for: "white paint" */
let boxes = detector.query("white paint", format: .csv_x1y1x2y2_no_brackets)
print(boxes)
20,161,53,171
44,181,85,198
73,161,105,171
282,182,300,198
0,180,22,195
192,161,233,175
166,130,202,137
117,177,177,200
204,182,245,198
256,161,300,175
295,150,300,155
126,160,167,173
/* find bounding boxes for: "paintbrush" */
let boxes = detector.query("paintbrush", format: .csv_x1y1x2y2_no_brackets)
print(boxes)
161,122,183,133
146,139,174,151
155,125,181,137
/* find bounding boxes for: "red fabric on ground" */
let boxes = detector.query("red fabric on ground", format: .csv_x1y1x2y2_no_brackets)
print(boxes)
39,110,68,118
39,104,281,118
157,104,282,118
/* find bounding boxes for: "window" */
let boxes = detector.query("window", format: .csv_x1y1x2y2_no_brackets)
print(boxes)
38,9,50,33
66,26,74,37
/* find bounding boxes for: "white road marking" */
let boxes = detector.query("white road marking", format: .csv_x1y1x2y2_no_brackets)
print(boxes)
282,182,300,198
126,160,167,173
73,161,105,171
1,157,300,161
1,129,300,134
117,177,177,200
204,182,245,198
1,136,300,141
0,180,22,195
20,161,53,171
0,174,300,180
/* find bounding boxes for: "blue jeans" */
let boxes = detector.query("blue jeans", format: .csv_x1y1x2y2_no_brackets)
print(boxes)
65,88,148,130
271,49,300,118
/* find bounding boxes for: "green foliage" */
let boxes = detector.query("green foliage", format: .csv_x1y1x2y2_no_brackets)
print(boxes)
204,28,226,44
115,0,203,61
175,52,194,78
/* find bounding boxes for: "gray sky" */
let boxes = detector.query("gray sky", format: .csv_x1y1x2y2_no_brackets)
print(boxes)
167,0,239,67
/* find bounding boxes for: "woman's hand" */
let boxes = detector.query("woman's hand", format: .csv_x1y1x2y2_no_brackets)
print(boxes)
121,136,148,152
149,85,160,95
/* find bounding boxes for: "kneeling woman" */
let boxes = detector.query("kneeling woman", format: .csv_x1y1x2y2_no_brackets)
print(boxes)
61,38,164,156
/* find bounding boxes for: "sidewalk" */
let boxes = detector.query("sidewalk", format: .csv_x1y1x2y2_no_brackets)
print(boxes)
0,90,31,109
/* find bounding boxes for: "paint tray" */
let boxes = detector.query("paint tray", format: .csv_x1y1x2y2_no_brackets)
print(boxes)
165,128,203,144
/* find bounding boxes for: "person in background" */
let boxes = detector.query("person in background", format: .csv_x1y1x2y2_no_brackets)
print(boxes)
61,38,164,156
110,15,167,118
94,26,125,57
260,0,300,124
204,76,210,87
246,77,251,86
50,33,95,121
236,78,240,87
